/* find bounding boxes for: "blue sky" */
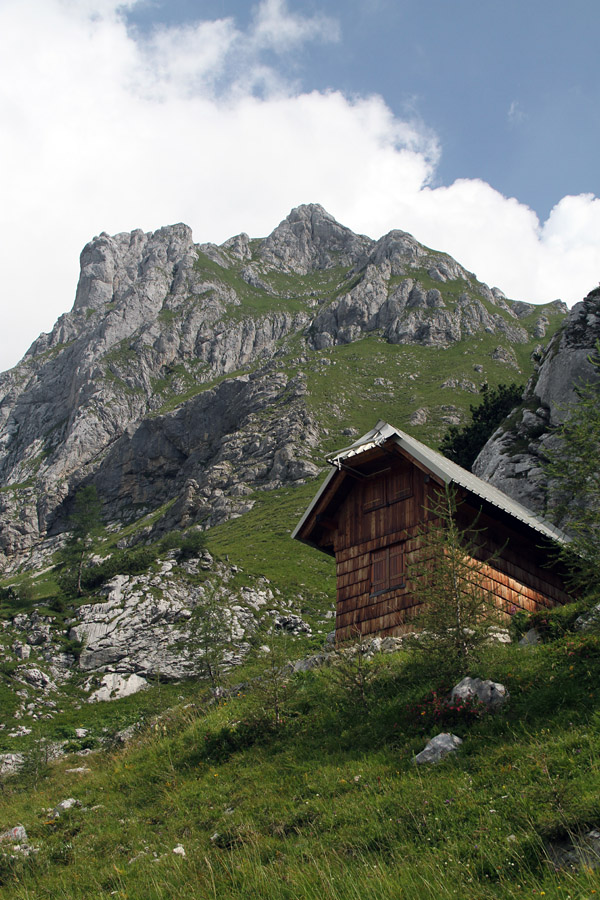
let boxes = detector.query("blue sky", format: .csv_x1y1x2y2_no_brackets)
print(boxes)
0,0,599,371
126,0,600,221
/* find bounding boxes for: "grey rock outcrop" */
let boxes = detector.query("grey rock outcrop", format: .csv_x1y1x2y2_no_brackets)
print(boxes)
67,561,273,680
258,204,372,274
474,289,600,513
88,673,148,703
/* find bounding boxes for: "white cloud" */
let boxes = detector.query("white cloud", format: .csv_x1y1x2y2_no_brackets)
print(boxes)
0,0,599,373
507,99,527,125
250,0,340,52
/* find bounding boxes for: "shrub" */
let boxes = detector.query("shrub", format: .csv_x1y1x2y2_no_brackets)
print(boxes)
440,382,523,469
406,689,488,732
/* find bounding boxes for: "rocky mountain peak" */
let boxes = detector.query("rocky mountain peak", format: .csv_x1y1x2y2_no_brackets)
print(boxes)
0,206,567,566
257,203,373,274
73,223,195,313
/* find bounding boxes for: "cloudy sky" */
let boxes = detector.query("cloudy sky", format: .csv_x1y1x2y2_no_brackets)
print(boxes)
1,0,599,372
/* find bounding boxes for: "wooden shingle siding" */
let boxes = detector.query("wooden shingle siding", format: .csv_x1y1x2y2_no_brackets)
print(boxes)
330,457,569,640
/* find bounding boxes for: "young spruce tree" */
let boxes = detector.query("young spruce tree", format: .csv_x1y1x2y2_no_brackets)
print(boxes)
408,483,503,679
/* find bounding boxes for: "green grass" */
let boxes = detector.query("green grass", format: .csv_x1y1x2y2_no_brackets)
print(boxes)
2,633,600,898
205,480,336,605
299,331,541,455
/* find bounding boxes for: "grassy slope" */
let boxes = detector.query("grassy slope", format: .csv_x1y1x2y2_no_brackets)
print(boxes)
2,630,600,899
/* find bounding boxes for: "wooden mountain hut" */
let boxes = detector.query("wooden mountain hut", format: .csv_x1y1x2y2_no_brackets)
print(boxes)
292,420,572,642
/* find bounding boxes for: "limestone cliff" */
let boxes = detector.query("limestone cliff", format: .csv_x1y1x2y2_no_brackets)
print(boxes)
474,288,600,513
0,204,565,565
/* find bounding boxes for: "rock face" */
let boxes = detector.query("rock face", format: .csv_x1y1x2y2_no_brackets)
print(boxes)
0,204,565,564
474,290,600,513
0,548,322,717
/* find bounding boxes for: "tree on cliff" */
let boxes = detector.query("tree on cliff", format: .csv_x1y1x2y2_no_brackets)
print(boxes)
440,382,523,470
543,341,600,591
61,485,103,597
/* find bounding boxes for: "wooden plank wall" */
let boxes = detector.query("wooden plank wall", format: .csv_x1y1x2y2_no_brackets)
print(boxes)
333,457,571,643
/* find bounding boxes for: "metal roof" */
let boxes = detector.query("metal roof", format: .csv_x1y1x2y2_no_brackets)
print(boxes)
293,419,569,546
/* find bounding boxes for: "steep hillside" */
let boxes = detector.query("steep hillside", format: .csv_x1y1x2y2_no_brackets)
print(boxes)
2,625,600,900
3,207,599,900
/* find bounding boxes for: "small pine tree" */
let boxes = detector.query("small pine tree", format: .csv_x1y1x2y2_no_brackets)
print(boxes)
189,582,232,691
330,626,386,713
248,635,296,727
407,483,503,678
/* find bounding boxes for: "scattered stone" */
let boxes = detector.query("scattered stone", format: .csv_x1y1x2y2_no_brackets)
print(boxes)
487,626,511,644
12,642,30,660
290,652,330,673
413,733,463,765
519,627,541,645
274,614,311,635
0,753,25,776
173,844,186,857
449,677,509,711
48,798,81,819
491,346,519,367
0,825,28,844
113,724,140,745
409,407,428,426
17,667,57,691
65,767,91,775
8,725,32,738
574,603,600,632
546,828,600,871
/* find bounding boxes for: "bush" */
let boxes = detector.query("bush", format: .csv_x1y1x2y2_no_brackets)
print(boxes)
512,600,594,642
177,529,206,561
79,545,160,590
406,689,488,733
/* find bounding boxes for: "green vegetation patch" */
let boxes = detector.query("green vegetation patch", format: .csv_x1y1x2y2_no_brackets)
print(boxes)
2,634,600,899
205,480,335,606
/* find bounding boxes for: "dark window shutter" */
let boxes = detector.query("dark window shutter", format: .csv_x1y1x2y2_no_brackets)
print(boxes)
371,548,388,593
363,476,386,512
389,465,413,503
389,543,405,588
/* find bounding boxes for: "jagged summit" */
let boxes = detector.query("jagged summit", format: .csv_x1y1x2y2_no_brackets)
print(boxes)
257,204,372,274
0,206,566,567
